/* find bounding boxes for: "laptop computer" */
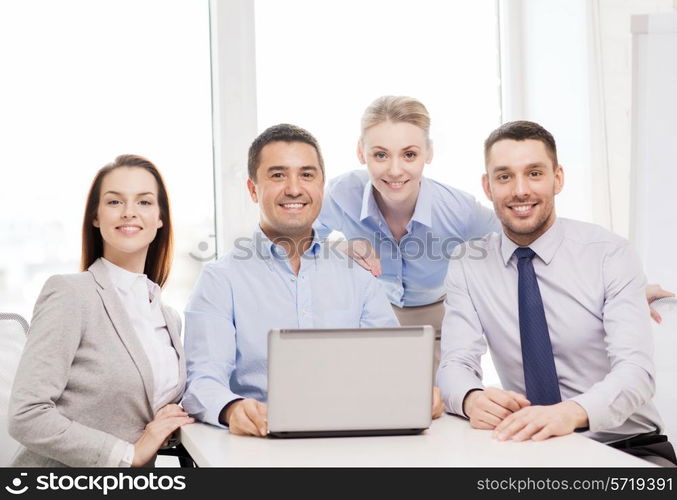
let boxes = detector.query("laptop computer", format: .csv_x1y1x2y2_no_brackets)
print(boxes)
266,326,434,438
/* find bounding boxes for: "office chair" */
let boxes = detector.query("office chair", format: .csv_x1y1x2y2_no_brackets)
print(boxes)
0,312,28,466
157,441,195,468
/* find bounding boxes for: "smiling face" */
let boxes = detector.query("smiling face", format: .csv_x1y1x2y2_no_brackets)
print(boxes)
483,139,563,246
93,166,163,269
359,120,432,208
246,140,324,242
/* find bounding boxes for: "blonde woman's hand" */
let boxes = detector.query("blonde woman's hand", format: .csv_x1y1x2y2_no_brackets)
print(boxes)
336,239,382,277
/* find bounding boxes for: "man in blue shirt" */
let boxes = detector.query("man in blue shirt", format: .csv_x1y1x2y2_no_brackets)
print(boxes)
182,124,403,436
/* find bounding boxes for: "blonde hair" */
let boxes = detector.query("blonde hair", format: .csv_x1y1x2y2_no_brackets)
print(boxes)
360,96,431,143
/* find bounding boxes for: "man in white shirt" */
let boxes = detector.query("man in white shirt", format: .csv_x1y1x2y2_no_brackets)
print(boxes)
437,120,676,466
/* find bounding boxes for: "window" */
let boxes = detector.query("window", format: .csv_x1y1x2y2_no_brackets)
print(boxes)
254,0,501,202
0,0,214,319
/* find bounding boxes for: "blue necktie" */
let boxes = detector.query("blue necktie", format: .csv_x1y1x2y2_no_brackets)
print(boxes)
514,247,561,405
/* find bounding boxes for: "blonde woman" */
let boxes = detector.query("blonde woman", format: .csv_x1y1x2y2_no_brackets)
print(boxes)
9,155,192,467
317,97,497,371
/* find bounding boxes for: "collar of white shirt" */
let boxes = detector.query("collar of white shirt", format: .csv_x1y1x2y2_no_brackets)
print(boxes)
100,257,160,302
499,217,565,266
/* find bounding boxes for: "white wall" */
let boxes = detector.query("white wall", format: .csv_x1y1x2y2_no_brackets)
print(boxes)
630,12,677,442
596,0,676,237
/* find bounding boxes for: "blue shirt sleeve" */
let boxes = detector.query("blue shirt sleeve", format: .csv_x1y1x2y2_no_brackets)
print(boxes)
315,184,346,240
181,263,241,427
465,198,501,240
358,272,400,328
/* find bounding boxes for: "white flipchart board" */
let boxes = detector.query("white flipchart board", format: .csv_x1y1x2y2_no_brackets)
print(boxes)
630,12,677,443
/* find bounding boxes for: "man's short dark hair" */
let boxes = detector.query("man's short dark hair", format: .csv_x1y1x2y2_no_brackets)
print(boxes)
247,123,325,181
484,120,558,168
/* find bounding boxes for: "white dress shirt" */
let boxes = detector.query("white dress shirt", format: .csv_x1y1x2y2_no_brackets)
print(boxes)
437,218,663,443
101,258,180,412
101,259,180,466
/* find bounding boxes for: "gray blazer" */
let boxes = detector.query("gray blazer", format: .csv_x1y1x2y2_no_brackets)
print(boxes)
8,259,186,467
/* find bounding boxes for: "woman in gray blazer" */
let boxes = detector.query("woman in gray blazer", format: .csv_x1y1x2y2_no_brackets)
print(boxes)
9,155,192,467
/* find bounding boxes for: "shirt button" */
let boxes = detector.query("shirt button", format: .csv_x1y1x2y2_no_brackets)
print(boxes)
290,277,296,281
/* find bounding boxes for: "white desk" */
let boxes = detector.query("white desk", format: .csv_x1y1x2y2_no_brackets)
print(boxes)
180,415,653,467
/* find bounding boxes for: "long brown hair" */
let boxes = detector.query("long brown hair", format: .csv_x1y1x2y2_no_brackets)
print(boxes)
81,154,174,287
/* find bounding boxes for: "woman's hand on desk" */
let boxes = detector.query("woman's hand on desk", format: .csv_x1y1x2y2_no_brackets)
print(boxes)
225,398,268,437
132,404,194,467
